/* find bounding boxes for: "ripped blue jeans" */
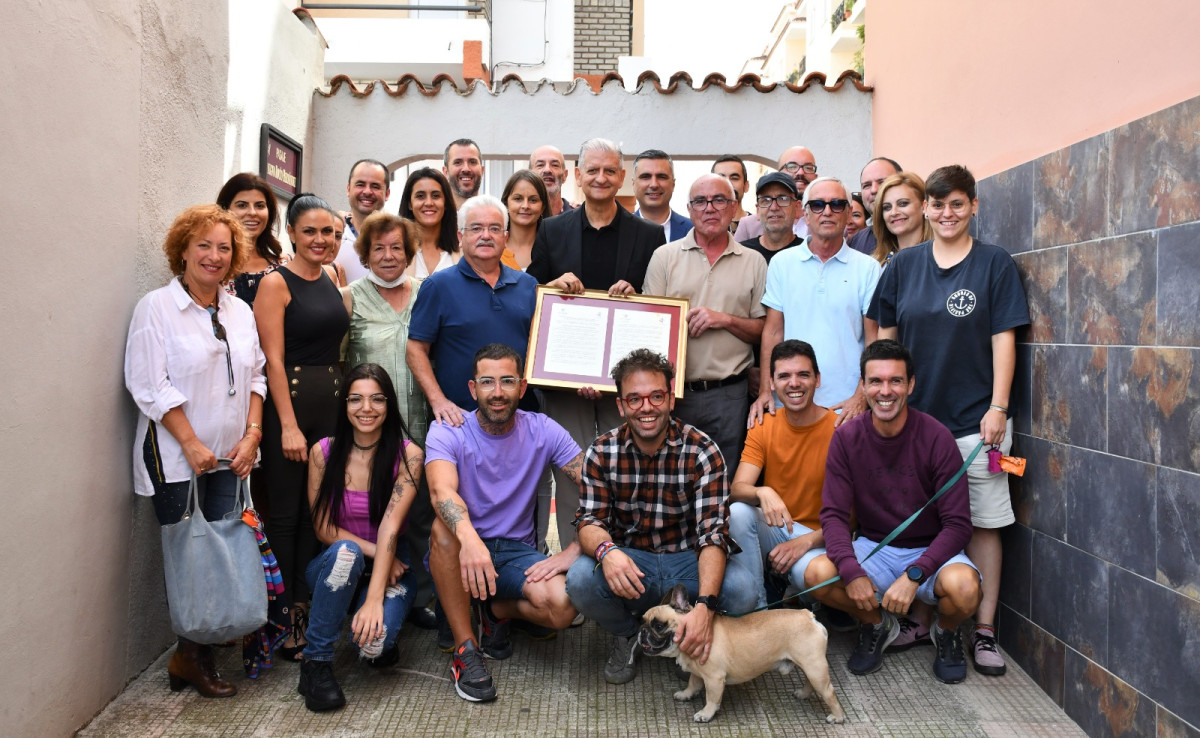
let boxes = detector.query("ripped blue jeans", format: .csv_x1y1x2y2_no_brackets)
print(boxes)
303,539,416,662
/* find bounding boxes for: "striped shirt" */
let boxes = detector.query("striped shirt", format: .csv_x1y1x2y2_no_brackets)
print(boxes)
576,418,738,554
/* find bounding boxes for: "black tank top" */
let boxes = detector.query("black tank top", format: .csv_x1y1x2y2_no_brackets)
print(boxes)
279,268,349,365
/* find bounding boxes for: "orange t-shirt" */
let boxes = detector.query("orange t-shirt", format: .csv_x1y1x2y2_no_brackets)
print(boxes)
739,409,835,530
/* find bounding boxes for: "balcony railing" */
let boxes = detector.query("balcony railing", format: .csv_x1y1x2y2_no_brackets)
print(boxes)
832,1,845,31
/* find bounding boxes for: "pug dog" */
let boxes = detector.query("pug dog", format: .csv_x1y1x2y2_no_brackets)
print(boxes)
638,585,845,724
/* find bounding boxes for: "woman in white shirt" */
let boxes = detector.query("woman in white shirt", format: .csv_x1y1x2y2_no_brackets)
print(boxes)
124,204,267,698
398,168,461,282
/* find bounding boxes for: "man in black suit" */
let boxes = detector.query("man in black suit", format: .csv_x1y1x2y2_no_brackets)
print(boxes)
527,137,666,555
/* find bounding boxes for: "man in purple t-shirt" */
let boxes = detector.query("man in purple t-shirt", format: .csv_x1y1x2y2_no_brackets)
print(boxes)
806,340,982,684
426,344,585,703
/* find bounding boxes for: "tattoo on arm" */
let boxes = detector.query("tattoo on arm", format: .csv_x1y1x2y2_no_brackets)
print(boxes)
387,532,397,554
435,500,467,533
560,452,585,485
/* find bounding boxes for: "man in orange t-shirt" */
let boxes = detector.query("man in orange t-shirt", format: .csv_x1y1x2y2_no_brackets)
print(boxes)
728,340,835,609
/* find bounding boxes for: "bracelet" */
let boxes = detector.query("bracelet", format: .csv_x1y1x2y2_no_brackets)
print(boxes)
245,422,264,435
988,404,1008,414
595,540,617,562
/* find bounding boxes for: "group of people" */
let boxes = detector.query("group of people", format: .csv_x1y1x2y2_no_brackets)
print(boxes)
124,135,1028,715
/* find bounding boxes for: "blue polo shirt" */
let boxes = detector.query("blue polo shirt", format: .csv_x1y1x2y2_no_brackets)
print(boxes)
408,258,538,410
761,240,881,408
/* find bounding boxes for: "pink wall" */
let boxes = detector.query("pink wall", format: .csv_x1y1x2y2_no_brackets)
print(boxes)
869,0,1200,178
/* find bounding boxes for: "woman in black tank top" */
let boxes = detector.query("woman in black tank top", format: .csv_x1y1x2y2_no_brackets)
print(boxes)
254,194,350,659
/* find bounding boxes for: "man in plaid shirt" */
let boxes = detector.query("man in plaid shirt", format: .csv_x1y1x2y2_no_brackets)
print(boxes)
565,349,758,685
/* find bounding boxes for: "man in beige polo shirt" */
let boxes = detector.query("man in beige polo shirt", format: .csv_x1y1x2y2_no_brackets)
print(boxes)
642,174,767,468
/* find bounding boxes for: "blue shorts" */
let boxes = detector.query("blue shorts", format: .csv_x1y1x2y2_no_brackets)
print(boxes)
483,538,547,600
852,537,978,605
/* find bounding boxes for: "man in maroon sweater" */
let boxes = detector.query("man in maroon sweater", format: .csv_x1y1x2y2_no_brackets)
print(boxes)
806,339,982,683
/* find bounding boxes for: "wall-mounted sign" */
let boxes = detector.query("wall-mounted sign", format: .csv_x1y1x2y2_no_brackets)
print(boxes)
260,124,302,199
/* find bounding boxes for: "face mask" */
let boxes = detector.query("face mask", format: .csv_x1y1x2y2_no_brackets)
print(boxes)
366,270,407,289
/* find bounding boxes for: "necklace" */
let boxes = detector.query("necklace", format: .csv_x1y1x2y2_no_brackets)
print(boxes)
352,438,380,451
179,277,217,308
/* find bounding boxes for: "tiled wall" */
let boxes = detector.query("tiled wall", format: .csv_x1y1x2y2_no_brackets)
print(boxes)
976,95,1200,738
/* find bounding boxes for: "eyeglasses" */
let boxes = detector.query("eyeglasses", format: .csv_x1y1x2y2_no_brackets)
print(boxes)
805,199,850,214
347,393,387,408
756,194,796,209
204,304,236,397
780,162,818,175
687,196,733,211
620,391,668,410
462,224,506,236
474,376,521,390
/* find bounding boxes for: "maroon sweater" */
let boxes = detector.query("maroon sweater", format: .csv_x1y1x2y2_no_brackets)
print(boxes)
820,409,972,584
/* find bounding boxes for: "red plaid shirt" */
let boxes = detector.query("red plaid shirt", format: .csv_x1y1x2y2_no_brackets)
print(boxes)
575,418,738,555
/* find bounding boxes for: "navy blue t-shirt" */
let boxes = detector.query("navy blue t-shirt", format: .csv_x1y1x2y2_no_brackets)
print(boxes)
869,240,1029,436
408,258,538,411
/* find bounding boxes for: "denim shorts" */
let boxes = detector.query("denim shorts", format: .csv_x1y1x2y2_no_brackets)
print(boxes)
852,536,978,605
483,538,547,600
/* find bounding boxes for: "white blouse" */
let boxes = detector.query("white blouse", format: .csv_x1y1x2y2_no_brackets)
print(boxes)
124,279,267,496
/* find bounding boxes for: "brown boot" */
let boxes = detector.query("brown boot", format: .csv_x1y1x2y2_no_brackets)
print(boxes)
168,638,237,698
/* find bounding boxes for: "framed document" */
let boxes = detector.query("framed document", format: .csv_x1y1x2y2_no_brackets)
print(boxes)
526,287,690,397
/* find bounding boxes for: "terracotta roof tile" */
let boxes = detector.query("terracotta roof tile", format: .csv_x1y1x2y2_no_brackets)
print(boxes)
319,70,870,98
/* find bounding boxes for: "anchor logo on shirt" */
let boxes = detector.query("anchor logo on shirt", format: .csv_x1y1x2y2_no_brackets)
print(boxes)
946,289,976,317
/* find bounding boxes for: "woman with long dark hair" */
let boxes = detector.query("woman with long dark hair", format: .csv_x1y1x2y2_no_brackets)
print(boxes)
217,173,286,304
398,167,460,281
254,193,350,659
500,169,549,271
298,363,422,711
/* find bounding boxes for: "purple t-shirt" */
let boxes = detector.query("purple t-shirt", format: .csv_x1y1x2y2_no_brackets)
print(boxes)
425,410,580,546
820,409,972,584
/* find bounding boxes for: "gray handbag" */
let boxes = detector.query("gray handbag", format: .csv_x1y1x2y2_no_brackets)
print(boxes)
160,461,267,643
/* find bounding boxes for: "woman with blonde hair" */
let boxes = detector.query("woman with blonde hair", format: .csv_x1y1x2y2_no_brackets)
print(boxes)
871,172,934,265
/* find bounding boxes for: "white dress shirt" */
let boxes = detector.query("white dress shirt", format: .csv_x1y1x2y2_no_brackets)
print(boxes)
124,279,267,496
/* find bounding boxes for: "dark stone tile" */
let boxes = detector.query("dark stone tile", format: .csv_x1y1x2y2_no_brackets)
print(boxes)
1014,248,1068,343
1157,467,1200,600
1064,649,1156,738
999,523,1033,618
1065,447,1156,578
1158,222,1200,348
998,604,1064,706
1158,706,1200,738
1013,340,1033,435
1034,132,1111,249
1111,95,1200,233
1032,345,1107,451
1109,347,1200,473
1068,233,1157,345
1109,567,1200,728
1030,533,1108,662
978,161,1034,254
1010,435,1067,538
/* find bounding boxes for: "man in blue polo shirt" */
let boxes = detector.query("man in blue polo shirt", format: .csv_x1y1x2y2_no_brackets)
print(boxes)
407,193,539,426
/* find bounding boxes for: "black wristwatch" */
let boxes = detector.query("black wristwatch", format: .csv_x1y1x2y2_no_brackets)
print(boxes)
906,565,926,584
695,594,720,612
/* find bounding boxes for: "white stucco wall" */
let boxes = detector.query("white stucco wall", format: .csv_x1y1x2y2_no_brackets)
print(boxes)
0,2,321,734
309,77,872,204
492,0,574,81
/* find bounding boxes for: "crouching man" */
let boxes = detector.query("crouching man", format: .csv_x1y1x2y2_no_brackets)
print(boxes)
806,339,982,683
566,349,757,685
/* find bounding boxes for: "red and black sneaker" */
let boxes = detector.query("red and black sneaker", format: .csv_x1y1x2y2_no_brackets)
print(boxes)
450,640,497,702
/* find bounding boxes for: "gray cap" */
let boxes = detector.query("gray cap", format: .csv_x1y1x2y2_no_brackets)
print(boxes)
756,171,799,197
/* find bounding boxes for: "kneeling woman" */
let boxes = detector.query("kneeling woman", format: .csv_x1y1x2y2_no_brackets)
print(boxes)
299,363,423,711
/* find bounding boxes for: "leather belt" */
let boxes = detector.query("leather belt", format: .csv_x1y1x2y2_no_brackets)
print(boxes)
684,369,748,393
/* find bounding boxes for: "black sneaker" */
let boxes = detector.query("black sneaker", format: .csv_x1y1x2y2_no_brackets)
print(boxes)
450,640,497,702
512,618,558,641
477,601,513,660
297,659,346,712
436,603,454,653
931,618,968,684
604,634,640,684
846,611,899,675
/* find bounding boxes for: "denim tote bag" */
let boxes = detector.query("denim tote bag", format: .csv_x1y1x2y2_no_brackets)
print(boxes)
161,461,267,643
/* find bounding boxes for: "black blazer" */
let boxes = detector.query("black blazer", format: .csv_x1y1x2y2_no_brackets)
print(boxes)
528,203,667,292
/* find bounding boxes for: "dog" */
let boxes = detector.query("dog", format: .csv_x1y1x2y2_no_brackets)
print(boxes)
638,585,845,724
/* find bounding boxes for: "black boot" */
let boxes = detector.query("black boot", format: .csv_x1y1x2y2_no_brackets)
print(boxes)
298,659,346,712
